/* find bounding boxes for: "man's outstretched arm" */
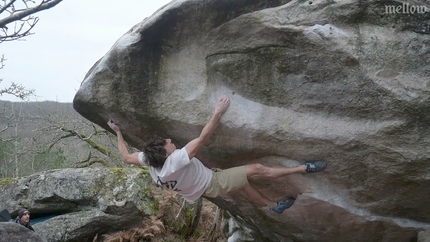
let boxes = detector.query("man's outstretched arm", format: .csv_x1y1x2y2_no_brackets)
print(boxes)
107,119,141,166
185,96,230,159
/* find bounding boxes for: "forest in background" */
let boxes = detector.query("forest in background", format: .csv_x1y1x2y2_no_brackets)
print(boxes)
0,100,226,242
0,100,127,178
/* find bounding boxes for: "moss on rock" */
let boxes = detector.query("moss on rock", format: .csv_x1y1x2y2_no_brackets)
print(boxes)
0,178,17,186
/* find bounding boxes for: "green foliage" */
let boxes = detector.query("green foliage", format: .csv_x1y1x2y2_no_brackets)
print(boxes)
179,206,195,237
0,177,16,185
34,148,66,170
0,140,13,161
0,140,15,178
109,168,126,180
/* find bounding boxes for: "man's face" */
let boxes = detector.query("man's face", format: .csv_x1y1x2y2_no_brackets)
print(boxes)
164,139,176,156
20,213,30,224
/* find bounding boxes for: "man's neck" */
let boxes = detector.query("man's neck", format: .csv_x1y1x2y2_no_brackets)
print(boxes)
19,219,28,226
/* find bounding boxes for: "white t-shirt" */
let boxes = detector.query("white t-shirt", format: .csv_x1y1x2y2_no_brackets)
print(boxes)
138,147,213,202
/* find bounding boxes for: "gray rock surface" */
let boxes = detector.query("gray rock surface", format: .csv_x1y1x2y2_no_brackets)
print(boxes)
0,222,45,242
223,210,280,242
73,0,430,241
0,168,155,242
419,229,430,242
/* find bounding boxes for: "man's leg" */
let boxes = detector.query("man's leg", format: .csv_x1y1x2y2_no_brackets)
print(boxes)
245,163,306,180
238,162,305,205
238,162,326,213
238,163,305,207
238,179,295,214
240,183,277,207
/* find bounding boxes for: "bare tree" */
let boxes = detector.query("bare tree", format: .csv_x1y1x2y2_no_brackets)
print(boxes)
0,54,35,100
0,0,64,100
0,80,35,100
0,54,34,136
30,102,125,168
0,101,30,177
39,121,119,167
0,0,63,43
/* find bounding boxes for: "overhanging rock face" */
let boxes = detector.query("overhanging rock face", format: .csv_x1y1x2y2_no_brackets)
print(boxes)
73,0,430,241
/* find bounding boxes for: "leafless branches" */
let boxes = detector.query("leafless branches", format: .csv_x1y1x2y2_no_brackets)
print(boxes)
0,0,63,43
0,54,5,69
28,103,123,167
0,1,63,100
0,54,35,100
0,80,35,99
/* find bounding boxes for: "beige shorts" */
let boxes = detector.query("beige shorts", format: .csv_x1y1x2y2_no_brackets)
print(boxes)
203,166,249,198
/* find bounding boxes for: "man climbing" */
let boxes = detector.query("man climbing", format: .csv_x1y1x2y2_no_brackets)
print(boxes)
107,96,327,214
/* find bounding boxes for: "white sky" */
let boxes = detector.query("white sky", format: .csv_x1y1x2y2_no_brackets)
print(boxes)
0,0,172,102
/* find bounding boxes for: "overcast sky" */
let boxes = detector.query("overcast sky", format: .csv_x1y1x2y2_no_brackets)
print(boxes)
1,0,172,102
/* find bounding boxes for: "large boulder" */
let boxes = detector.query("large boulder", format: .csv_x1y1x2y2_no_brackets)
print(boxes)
73,0,430,241
419,229,430,242
0,168,155,242
0,222,45,242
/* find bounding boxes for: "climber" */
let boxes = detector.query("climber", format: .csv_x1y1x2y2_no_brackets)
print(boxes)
107,96,327,214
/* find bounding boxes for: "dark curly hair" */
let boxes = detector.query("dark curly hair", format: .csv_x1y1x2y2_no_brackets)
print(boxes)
144,135,167,168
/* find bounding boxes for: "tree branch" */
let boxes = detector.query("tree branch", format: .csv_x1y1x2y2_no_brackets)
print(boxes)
0,0,17,15
56,126,116,158
0,81,35,100
0,124,10,134
0,0,63,27
47,133,74,150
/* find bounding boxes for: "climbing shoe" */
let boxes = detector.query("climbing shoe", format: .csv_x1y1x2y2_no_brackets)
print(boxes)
305,160,327,173
270,197,295,214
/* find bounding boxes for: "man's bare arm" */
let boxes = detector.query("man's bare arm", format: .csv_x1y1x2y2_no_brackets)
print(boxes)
185,97,230,159
107,119,141,166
